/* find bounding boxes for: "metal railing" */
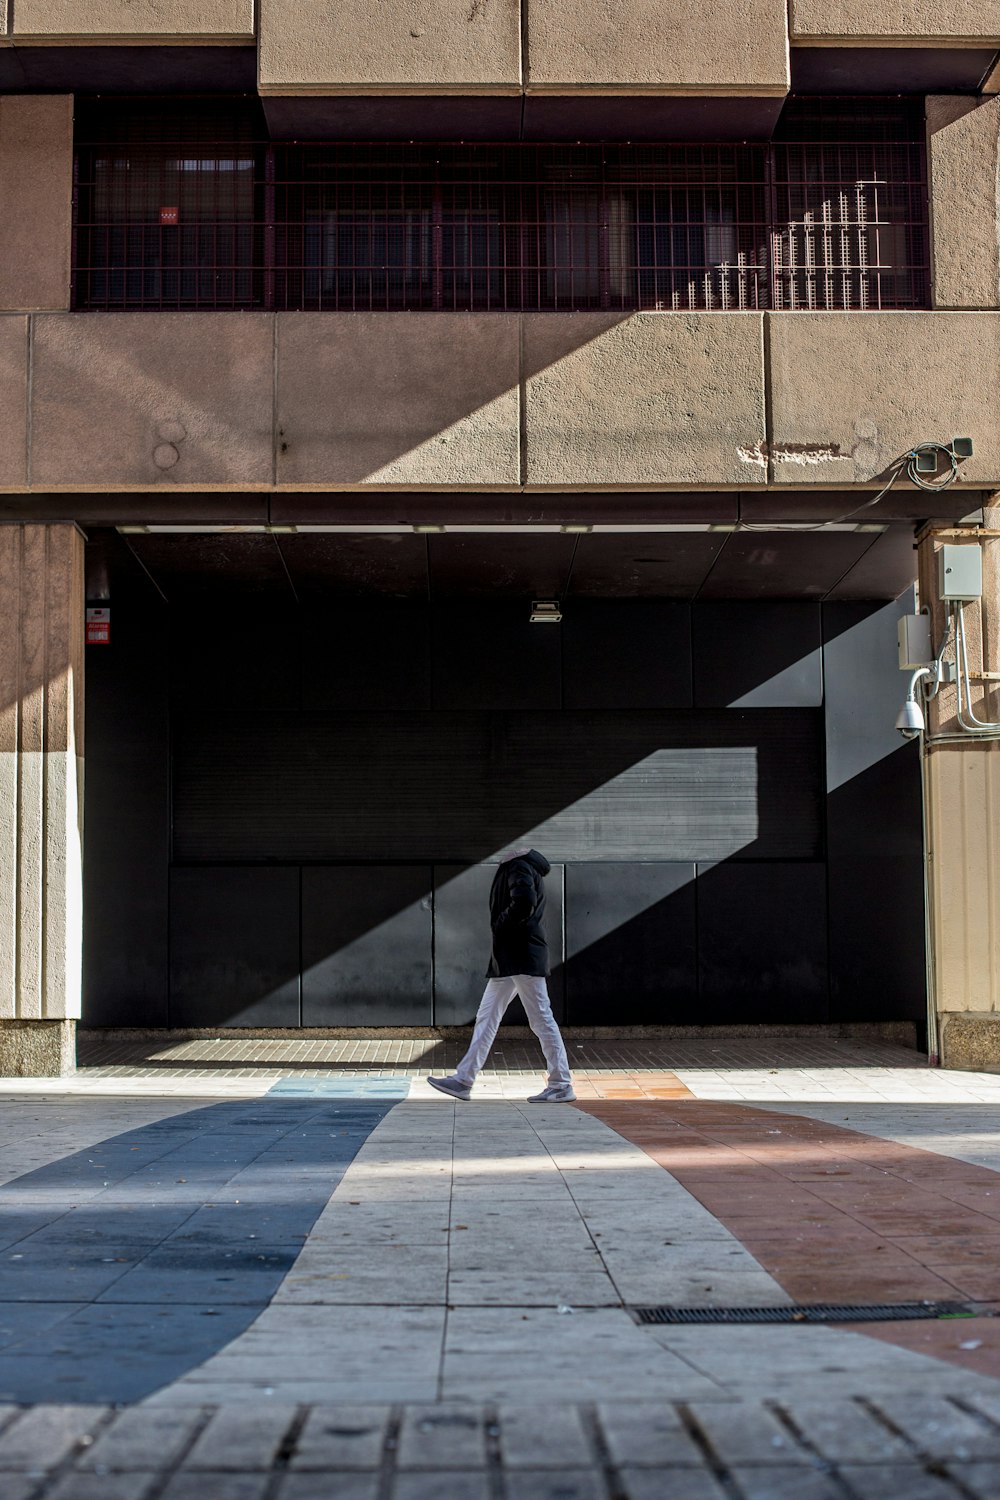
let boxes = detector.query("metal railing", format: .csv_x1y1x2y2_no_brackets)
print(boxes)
72,99,929,314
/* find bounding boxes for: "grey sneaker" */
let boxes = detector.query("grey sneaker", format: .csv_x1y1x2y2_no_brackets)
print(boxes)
427,1075,472,1101
527,1084,577,1103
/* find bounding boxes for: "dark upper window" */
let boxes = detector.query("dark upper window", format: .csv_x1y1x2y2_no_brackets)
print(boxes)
73,98,928,313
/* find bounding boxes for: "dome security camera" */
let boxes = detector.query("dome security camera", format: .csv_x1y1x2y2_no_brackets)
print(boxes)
895,699,925,738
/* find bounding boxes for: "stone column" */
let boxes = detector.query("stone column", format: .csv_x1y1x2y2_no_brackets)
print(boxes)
0,525,84,1075
917,504,1000,1068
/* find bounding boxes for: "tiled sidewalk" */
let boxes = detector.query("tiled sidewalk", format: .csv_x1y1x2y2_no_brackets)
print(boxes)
3,1042,1000,1496
8,1393,1000,1499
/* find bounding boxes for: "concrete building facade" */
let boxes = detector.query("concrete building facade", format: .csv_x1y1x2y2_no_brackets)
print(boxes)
2,4,1000,1072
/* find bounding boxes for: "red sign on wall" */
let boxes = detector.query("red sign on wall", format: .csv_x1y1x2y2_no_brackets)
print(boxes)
159,206,179,225
86,607,110,646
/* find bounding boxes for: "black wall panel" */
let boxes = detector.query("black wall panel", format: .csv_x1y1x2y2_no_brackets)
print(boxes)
170,604,301,712
562,601,692,709
169,868,300,1027
696,861,829,1023
564,863,697,1025
301,604,431,711
173,709,823,864
434,863,565,1024
302,866,433,1025
83,544,170,1026
431,603,562,710
693,602,822,707
822,599,925,1023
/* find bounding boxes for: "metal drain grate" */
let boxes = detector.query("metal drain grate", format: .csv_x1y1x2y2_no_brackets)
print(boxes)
631,1302,974,1326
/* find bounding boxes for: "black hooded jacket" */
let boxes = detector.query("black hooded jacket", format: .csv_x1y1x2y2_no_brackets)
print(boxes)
486,849,552,978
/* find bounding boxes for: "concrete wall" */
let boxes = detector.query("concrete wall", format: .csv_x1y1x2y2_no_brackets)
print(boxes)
526,0,789,92
6,310,1000,493
0,97,73,313
12,0,253,39
791,0,1000,39
0,524,84,1074
767,313,1000,488
255,0,791,93
259,0,522,93
29,314,274,489
928,96,1000,311
523,314,767,487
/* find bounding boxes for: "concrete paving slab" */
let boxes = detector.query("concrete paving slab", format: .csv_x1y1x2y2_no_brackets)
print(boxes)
496,1404,590,1467
288,1405,390,1470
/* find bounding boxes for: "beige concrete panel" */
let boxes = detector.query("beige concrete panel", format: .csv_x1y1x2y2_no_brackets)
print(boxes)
523,313,766,487
791,0,1000,39
13,0,253,39
928,96,1000,310
528,0,789,92
768,312,1000,487
31,315,274,488
259,0,520,92
0,98,73,312
0,316,28,487
276,314,520,486
926,743,1000,1023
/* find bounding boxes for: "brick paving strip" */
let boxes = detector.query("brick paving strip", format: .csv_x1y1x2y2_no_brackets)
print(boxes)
7,1394,1000,1499
578,1096,1000,1379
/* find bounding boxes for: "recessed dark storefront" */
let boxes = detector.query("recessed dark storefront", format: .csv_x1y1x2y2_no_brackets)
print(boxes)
82,529,925,1034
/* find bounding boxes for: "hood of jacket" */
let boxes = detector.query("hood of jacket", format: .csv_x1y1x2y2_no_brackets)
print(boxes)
498,847,551,877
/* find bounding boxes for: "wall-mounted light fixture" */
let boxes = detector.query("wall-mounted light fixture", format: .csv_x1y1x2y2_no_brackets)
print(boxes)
530,600,562,624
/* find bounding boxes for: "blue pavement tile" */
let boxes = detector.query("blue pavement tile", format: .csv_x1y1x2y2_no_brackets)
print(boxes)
0,1207,70,1250
167,1204,311,1246
0,1083,410,1402
0,1244,145,1301
0,1301,84,1351
0,1303,259,1404
21,1205,200,1246
98,1244,297,1305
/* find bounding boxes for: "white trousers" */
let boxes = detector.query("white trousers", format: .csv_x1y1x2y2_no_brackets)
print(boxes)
454,976,572,1087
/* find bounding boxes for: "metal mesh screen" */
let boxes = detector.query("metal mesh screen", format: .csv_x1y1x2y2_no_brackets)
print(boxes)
73,98,928,313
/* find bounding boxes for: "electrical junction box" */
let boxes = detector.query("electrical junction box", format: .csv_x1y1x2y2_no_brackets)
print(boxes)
939,543,983,602
898,613,933,669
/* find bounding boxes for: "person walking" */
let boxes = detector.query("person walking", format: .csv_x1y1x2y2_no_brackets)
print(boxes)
428,847,576,1103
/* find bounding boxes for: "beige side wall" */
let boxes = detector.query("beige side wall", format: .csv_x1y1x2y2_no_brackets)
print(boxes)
12,0,252,38
0,525,84,1037
259,0,521,92
0,97,73,312
768,312,1000,488
928,95,1000,311
917,507,1000,1069
791,0,1000,39
527,0,789,91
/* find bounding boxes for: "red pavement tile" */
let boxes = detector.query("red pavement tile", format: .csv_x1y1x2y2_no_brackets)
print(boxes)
576,1098,1000,1315
857,1317,1000,1382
